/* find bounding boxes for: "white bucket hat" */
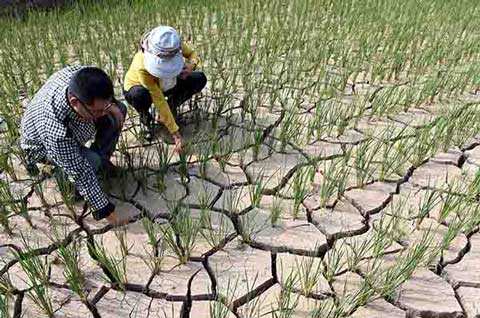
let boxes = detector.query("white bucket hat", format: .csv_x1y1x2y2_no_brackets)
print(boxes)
142,26,184,78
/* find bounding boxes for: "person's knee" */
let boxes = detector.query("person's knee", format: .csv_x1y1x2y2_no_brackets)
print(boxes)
116,100,128,117
81,148,102,172
196,72,207,92
125,86,152,113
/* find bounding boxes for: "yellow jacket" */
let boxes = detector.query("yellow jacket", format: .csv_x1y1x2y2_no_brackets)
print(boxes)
124,42,201,134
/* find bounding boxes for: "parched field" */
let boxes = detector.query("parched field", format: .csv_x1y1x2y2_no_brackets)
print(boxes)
1,0,480,317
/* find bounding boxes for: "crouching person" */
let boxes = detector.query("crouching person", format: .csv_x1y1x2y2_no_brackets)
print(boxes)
20,66,126,224
123,25,207,152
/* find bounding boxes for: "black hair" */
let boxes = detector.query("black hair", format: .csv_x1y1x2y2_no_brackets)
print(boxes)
68,67,114,104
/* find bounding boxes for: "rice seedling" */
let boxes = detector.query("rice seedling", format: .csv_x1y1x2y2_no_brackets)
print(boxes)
0,291,9,318
239,209,268,245
209,300,232,318
161,205,199,264
278,109,303,152
56,238,86,300
294,255,323,295
53,169,77,215
271,270,300,318
141,217,164,274
291,166,314,219
323,241,347,284
87,237,128,290
178,145,193,185
252,127,263,161
0,199,13,236
407,127,439,168
153,142,173,193
0,274,13,318
223,187,246,215
0,149,16,182
269,195,283,227
0,179,33,227
249,172,267,209
352,136,382,187
14,237,54,317
309,299,336,318
199,209,231,249
378,229,435,301
114,226,131,257
317,155,352,207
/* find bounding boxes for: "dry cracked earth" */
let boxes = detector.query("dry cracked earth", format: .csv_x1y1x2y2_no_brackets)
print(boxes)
1,85,480,318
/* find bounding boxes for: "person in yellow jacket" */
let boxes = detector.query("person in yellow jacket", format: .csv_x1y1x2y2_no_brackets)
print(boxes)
123,26,207,152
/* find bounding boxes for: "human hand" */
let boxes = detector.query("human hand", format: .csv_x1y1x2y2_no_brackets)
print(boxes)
105,210,128,226
172,131,184,154
179,63,194,80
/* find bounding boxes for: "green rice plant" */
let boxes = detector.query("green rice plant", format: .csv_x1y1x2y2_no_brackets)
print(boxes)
309,299,336,318
0,179,32,227
13,239,54,317
352,136,381,187
209,300,232,318
317,156,351,207
336,275,376,316
239,209,268,245
154,143,173,193
0,291,9,318
269,195,283,226
199,209,231,249
196,182,216,212
114,226,131,257
236,271,264,318
178,145,192,185
161,206,199,264
437,177,470,219
291,166,313,219
294,255,323,295
378,229,434,301
87,237,128,290
223,187,246,215
414,188,442,229
198,141,212,179
141,218,164,274
376,125,412,181
345,235,375,273
272,270,300,318
54,169,77,215
252,127,263,161
382,195,413,242
323,240,347,284
215,139,234,173
278,109,303,152
0,150,16,182
0,199,12,236
0,274,13,318
407,127,438,167
439,214,467,259
249,172,267,209
56,238,86,301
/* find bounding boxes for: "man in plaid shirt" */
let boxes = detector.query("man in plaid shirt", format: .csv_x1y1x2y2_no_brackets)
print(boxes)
20,66,126,224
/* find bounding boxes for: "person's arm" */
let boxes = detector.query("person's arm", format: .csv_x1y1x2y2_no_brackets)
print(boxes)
138,71,179,134
44,117,114,220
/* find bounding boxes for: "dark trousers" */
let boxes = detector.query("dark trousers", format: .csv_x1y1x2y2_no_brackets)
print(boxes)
123,71,207,127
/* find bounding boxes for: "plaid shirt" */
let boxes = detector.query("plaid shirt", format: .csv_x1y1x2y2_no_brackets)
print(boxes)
20,66,111,214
